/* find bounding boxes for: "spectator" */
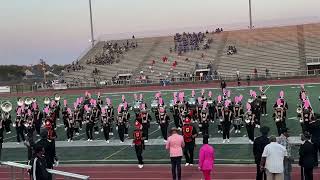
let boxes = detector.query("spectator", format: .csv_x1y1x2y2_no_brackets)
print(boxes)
260,136,287,180
247,75,251,86
30,145,50,180
254,68,258,78
277,128,293,180
253,126,270,180
299,132,318,180
265,68,269,78
198,134,215,180
220,80,226,92
166,128,185,180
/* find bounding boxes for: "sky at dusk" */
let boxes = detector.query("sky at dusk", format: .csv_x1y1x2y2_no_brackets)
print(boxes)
0,0,319,65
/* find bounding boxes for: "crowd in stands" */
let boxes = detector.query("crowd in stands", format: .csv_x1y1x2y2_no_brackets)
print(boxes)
86,40,138,65
65,61,84,72
227,45,237,55
173,32,212,55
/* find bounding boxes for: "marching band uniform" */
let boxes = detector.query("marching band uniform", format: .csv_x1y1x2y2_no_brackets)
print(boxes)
2,111,12,134
259,87,268,116
101,107,112,143
207,91,215,122
233,96,243,134
92,107,100,134
222,101,232,143
133,121,145,168
274,99,285,136
215,95,224,133
252,97,262,128
66,109,74,142
141,109,152,143
62,107,69,131
182,117,198,166
0,118,3,160
244,103,255,144
33,108,42,135
117,110,126,143
173,98,182,129
15,108,25,143
200,102,209,136
159,107,169,141
301,100,313,134
85,106,94,141
73,107,81,135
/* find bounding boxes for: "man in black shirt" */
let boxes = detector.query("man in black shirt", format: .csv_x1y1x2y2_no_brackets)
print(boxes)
253,126,270,180
30,145,50,180
36,129,58,169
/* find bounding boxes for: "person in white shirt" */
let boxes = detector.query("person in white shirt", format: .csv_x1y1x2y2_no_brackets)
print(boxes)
260,136,287,180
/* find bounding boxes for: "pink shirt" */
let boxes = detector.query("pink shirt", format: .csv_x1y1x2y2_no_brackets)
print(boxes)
198,144,215,171
166,134,185,157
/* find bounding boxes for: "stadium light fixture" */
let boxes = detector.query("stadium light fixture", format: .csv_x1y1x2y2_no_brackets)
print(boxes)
248,0,253,29
89,0,95,47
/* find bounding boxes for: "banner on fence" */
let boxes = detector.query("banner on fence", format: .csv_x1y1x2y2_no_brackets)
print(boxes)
53,83,68,90
0,86,10,93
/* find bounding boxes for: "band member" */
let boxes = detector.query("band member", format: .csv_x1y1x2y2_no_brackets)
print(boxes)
200,102,209,136
92,103,100,135
24,109,35,137
159,106,169,142
274,99,285,136
133,121,145,168
84,105,94,141
2,110,12,134
299,84,306,102
117,105,126,143
62,100,69,131
15,108,25,143
140,104,152,143
122,102,130,137
251,91,262,128
105,98,114,136
172,96,182,129
196,97,203,127
96,92,103,110
101,107,112,143
301,100,313,134
182,117,198,166
244,103,255,144
32,103,42,135
207,91,215,122
233,96,243,134
259,86,268,116
66,108,74,142
274,90,288,123
222,100,232,143
215,95,223,133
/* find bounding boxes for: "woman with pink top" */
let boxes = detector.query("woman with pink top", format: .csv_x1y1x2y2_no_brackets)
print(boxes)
166,128,185,180
198,135,215,180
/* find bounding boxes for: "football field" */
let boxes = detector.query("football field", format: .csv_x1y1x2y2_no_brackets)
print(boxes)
2,82,320,164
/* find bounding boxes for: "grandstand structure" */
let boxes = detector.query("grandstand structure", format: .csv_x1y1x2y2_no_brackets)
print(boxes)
63,23,320,84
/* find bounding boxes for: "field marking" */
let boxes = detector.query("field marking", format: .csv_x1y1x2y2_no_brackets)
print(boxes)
288,117,297,120
264,85,271,93
104,146,130,160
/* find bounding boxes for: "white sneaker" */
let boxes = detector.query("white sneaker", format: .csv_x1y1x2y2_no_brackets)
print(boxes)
249,140,253,144
265,114,268,116
178,127,182,131
109,132,113,136
87,139,90,141
68,139,71,142
89,139,93,141
222,139,226,143
262,114,264,117
189,164,194,166
94,131,99,135
164,140,167,143
227,139,230,143
218,130,221,133
255,125,258,128
106,140,110,143
125,134,129,137
138,164,143,168
185,163,190,167
144,140,148,143
120,141,124,144
79,128,82,131
70,140,73,142
36,134,40,137
238,130,241,133
16,142,20,144
6,131,11,134
65,127,67,131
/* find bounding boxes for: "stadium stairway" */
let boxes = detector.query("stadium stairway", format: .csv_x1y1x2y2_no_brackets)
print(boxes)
297,25,307,71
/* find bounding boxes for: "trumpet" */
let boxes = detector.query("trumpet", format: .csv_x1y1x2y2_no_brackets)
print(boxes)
1,101,12,113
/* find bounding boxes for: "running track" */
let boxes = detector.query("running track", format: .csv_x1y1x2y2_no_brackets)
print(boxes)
0,165,319,180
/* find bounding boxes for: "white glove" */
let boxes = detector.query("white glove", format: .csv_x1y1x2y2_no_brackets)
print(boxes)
54,160,59,167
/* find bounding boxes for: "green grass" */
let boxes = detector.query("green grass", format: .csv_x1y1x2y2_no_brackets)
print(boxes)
2,83,320,163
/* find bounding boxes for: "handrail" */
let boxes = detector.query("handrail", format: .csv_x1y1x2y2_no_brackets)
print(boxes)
1,161,90,180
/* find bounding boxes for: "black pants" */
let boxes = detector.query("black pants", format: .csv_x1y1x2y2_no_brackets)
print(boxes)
86,122,94,140
160,124,168,140
103,126,110,141
0,143,2,161
35,121,41,135
302,167,313,180
118,124,125,142
276,121,286,136
125,124,129,135
246,124,255,141
201,123,209,135
16,126,25,142
170,156,182,180
184,142,195,164
254,112,261,125
142,123,149,140
173,116,181,128
234,124,241,131
222,121,231,139
67,127,74,140
261,102,267,115
4,121,11,133
135,145,144,165
256,164,266,180
312,139,320,164
94,123,99,133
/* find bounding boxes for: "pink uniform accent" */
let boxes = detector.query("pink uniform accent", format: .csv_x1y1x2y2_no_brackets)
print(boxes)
259,86,263,92
234,96,239,104
192,90,195,97
134,94,138,100
117,105,122,113
179,93,184,102
140,103,146,110
301,92,306,100
101,108,106,114
203,101,208,110
201,89,205,96
64,100,67,107
106,98,111,105
239,95,243,102
227,90,231,97
208,91,212,98
276,98,282,107
97,92,101,97
139,94,143,100
73,102,77,109
159,98,163,105
198,97,202,104
217,95,222,102
165,134,185,157
304,100,310,109
301,84,304,89
224,101,229,107
67,108,72,114
173,92,177,98
246,103,251,111
122,95,125,102
280,90,284,98
198,144,215,171
252,91,257,98
174,97,177,104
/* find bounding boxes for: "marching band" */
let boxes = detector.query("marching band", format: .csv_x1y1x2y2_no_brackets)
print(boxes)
0,85,319,148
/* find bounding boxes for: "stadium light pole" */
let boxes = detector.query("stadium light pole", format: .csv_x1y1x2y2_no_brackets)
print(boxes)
248,0,253,29
89,0,95,47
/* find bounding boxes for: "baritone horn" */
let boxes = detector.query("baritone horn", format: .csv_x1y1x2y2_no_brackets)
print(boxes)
24,97,32,105
17,98,24,106
1,101,12,113
44,97,51,105
54,93,61,101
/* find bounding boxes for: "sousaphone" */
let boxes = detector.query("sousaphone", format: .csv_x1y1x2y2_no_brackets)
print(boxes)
24,97,32,106
1,101,12,113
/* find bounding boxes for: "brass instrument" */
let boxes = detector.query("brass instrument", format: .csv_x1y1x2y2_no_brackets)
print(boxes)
1,101,12,113
275,107,283,122
44,97,51,105
24,97,32,106
54,93,61,101
17,98,24,106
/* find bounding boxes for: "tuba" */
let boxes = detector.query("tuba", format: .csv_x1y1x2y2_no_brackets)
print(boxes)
24,97,32,106
44,97,51,105
1,101,12,113
17,98,24,106
54,93,61,101
296,105,302,114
